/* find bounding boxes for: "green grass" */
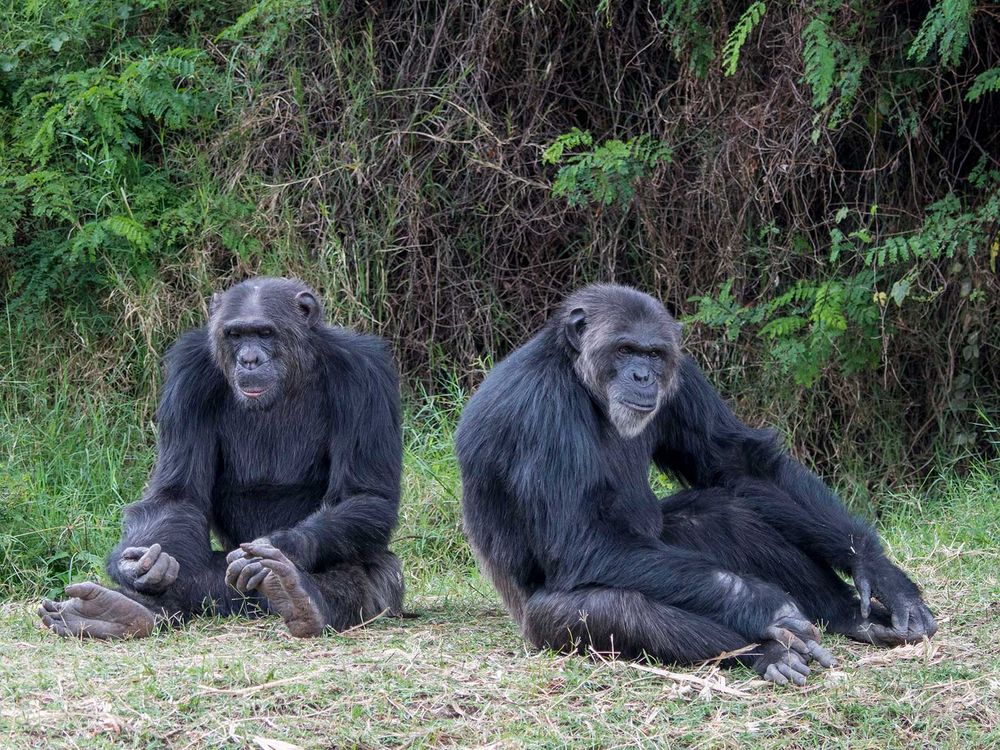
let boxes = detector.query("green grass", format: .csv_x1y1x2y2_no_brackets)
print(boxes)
2,384,999,747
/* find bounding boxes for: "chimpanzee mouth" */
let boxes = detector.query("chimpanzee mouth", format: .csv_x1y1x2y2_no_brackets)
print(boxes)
240,386,270,398
621,399,657,413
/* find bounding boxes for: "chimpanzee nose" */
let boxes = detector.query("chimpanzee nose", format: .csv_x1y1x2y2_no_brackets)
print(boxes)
633,370,651,385
238,350,259,369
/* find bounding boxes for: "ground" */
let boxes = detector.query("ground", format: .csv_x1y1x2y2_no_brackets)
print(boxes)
1,471,998,750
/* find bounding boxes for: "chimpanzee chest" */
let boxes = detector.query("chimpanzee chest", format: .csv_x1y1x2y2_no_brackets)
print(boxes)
211,406,334,545
216,398,333,489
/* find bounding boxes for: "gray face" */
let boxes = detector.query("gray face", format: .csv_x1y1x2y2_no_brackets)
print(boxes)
568,301,682,439
216,317,286,410
208,279,321,411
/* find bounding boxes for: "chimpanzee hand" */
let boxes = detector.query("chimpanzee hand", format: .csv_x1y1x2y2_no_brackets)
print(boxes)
854,557,937,644
117,543,179,594
225,537,273,593
763,606,837,671
225,538,326,636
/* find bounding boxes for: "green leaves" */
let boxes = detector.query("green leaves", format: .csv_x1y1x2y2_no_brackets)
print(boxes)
966,68,1000,102
802,15,835,108
544,130,672,208
722,2,766,76
909,0,973,67
2,3,249,306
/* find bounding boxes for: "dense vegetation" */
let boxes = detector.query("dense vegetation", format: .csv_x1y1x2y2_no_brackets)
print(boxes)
2,1,999,595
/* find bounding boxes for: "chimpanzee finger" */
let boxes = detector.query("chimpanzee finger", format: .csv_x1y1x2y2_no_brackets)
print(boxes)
915,606,938,638
135,550,173,587
856,577,872,619
763,664,789,686
137,543,162,573
226,547,249,565
39,598,62,613
121,547,147,561
777,662,807,686
807,641,836,668
765,626,810,655
860,621,903,647
245,568,269,591
891,607,910,635
788,656,811,677
225,556,256,588
258,558,296,579
165,554,180,584
40,614,75,637
236,560,266,591
241,541,282,560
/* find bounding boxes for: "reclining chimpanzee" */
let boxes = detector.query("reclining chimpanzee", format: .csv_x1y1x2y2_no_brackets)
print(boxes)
39,277,404,639
456,284,936,685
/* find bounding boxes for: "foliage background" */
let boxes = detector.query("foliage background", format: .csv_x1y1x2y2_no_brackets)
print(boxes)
2,0,999,593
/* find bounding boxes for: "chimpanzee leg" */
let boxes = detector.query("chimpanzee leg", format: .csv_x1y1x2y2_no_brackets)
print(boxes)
228,541,404,637
522,586,748,663
660,488,862,635
521,585,818,684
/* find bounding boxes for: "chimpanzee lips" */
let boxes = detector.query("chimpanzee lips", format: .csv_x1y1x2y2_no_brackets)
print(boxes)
622,399,657,413
240,386,269,398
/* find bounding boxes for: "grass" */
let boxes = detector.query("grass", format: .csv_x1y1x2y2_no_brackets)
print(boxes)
2,380,999,747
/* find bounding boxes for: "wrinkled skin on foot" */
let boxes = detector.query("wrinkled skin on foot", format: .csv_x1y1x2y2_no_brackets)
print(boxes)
37,582,155,639
752,608,836,686
225,539,326,637
752,640,815,687
117,543,179,594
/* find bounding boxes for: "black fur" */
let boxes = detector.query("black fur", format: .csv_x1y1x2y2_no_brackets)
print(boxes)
456,284,935,674
107,277,404,629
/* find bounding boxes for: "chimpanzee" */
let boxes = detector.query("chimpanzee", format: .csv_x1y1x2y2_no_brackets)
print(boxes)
456,284,937,685
38,277,404,639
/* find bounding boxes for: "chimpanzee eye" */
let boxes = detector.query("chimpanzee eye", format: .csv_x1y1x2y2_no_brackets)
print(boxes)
226,330,240,339
259,328,273,338
617,345,631,356
649,349,663,359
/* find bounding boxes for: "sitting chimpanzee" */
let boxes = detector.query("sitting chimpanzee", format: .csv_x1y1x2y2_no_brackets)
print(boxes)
456,284,937,685
39,277,404,639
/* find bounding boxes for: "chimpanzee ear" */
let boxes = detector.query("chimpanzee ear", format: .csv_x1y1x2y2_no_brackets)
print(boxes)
209,292,222,317
565,307,587,352
296,290,323,327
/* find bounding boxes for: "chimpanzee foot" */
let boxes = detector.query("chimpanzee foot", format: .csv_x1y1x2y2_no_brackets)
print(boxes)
37,582,155,639
752,640,813,686
765,610,837,669
230,541,326,638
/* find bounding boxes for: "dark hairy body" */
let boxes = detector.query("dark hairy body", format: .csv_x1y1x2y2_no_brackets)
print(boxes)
39,278,404,639
456,284,936,685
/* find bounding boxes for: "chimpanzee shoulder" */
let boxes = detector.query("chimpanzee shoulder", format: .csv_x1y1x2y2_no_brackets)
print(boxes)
156,328,226,422
456,324,599,484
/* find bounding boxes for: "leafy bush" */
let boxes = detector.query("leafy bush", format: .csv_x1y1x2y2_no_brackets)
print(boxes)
2,0,998,480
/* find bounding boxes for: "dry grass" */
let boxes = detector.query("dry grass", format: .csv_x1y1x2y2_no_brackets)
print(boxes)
1,497,997,750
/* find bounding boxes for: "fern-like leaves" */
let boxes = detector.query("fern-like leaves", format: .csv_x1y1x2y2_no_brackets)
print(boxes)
722,2,767,76
909,0,973,67
802,14,836,108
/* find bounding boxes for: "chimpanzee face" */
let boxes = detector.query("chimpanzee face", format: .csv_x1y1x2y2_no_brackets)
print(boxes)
208,279,322,411
565,287,682,438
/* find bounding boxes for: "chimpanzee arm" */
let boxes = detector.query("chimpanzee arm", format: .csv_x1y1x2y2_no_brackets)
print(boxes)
106,332,239,614
653,355,935,637
269,338,402,572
